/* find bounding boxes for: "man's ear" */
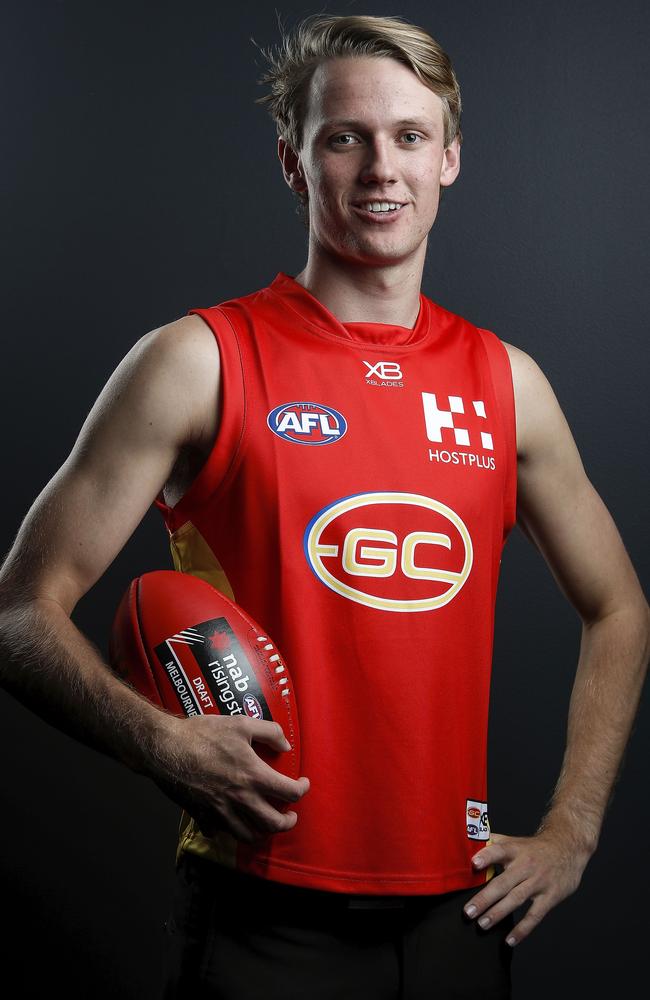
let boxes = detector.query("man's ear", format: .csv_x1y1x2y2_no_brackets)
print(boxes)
278,137,307,193
440,135,461,188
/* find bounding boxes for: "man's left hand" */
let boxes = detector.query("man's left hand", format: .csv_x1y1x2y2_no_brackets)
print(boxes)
463,829,594,947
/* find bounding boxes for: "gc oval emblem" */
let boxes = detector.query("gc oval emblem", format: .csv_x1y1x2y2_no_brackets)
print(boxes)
267,401,347,445
303,491,473,612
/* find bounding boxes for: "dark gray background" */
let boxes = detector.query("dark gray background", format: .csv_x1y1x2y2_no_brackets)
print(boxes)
1,1,648,996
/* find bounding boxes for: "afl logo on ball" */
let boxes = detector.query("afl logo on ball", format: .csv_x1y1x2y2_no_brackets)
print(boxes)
267,401,347,445
243,693,263,719
304,491,473,612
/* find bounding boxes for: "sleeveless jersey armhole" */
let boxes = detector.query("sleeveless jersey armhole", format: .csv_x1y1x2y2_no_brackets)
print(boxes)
476,327,518,540
152,305,246,534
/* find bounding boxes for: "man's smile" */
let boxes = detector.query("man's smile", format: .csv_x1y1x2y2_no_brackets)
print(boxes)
350,201,409,222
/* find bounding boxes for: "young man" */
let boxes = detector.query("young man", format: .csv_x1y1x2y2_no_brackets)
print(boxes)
0,13,647,1000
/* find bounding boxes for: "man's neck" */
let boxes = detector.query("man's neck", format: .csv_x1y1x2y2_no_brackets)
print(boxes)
293,255,425,329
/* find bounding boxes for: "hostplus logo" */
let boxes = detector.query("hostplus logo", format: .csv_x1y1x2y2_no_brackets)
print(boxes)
421,392,496,471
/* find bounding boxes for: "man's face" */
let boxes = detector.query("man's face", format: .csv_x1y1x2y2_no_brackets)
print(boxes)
279,55,460,267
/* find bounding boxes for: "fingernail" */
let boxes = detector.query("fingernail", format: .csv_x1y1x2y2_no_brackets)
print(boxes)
473,856,484,867
465,904,477,917
506,936,517,947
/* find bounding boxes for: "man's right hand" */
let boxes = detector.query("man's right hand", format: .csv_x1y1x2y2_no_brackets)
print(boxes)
149,713,310,845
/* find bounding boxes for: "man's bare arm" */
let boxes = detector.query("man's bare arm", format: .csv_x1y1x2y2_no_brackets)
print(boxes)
0,317,310,843
0,316,215,771
0,325,202,770
461,344,649,946
507,344,649,852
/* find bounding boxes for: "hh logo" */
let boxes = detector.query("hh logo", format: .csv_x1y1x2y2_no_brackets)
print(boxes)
304,491,473,612
267,401,347,446
363,360,403,381
421,392,493,450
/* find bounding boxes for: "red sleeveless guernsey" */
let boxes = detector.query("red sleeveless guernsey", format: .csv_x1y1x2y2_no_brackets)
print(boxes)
153,271,517,895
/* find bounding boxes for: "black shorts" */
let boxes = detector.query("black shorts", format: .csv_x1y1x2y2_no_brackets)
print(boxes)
160,852,514,999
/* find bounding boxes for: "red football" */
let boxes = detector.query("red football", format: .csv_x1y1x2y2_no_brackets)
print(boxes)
108,570,300,781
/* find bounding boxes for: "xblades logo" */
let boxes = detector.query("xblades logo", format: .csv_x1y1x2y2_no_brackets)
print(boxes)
363,360,404,387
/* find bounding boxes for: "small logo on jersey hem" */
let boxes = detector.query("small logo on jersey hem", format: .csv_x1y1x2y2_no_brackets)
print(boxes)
267,401,347,445
466,799,490,840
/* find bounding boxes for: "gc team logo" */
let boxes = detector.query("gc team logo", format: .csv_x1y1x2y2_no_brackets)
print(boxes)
303,491,473,612
267,401,347,445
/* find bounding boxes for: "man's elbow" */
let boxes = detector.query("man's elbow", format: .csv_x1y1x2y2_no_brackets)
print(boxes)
586,591,650,673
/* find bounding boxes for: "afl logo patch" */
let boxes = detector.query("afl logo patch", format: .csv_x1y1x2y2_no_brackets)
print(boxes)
243,693,263,719
267,401,347,445
304,491,473,612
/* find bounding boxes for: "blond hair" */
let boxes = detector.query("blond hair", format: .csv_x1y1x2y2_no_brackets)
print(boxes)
252,12,463,225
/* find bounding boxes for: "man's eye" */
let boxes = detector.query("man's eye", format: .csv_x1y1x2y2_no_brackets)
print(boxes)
330,132,424,146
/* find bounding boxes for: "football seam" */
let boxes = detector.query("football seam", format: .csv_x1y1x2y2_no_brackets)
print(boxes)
134,575,168,707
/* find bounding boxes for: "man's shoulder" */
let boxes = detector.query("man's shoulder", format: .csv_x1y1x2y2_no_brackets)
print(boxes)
151,312,220,354
459,323,540,406
501,339,531,366
498,341,568,462
500,340,548,403
138,313,222,452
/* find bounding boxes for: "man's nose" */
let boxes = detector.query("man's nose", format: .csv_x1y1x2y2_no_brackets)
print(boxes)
359,139,398,185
